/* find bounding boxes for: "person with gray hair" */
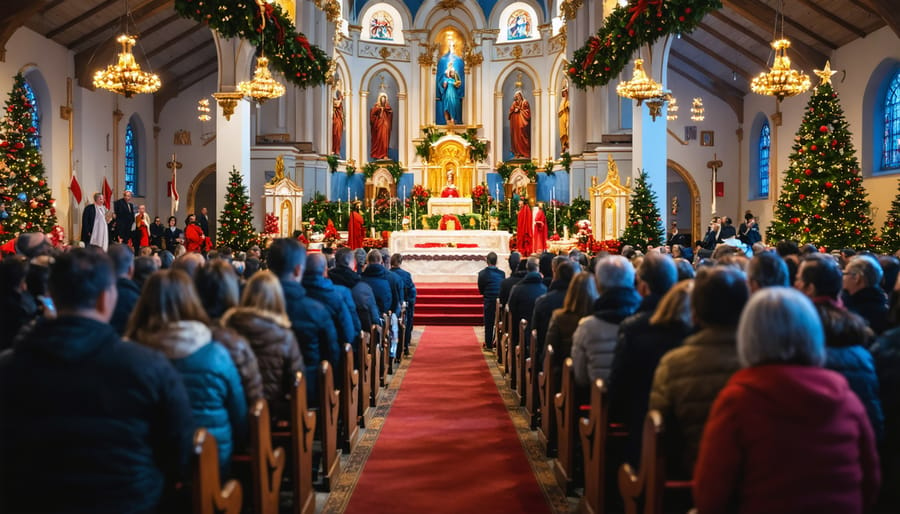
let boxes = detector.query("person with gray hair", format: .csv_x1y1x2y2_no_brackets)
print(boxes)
694,287,881,514
571,255,642,387
843,254,890,335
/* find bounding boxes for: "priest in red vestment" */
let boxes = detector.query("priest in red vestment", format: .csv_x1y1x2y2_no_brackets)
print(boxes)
347,203,365,250
184,214,210,254
516,197,533,256
532,204,548,253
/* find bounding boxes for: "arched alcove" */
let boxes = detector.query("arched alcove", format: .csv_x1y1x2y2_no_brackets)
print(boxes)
667,159,701,242
187,164,217,242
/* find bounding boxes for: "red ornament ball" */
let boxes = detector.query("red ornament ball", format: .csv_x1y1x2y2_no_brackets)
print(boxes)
799,194,806,200
825,182,833,188
831,140,838,147
794,178,801,184
805,169,813,176
819,125,828,133
804,227,811,233
568,67,576,75
810,145,817,151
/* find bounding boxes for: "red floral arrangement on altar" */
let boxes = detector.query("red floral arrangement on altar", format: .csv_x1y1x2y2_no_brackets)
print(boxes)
296,233,309,246
323,219,339,242
439,214,462,230
413,242,479,249
471,183,491,211
263,213,279,235
362,237,386,249
407,184,431,211
49,225,66,248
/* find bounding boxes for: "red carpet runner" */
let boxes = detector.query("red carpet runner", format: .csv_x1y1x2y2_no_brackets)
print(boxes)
344,325,552,514
413,283,483,326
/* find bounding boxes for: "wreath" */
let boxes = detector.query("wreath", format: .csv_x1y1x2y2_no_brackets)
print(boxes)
175,0,331,88
567,0,721,89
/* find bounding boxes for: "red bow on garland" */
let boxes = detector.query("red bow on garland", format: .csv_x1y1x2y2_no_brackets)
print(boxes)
255,2,286,44
295,35,314,60
625,0,663,31
582,37,601,71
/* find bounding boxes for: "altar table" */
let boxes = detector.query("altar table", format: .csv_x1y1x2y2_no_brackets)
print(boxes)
389,230,511,283
427,197,473,216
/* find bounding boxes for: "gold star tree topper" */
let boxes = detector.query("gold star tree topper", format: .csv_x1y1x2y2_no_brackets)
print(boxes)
814,60,838,85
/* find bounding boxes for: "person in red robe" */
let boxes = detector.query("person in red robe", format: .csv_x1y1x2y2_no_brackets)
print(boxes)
131,205,151,250
347,203,365,250
516,197,533,255
184,214,210,254
369,93,393,160
509,90,531,159
440,169,460,197
532,204,548,253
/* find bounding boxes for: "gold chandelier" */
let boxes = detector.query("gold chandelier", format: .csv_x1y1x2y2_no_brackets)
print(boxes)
238,55,286,104
750,38,810,100
93,34,161,97
616,59,663,105
666,94,679,121
197,98,211,122
691,97,705,122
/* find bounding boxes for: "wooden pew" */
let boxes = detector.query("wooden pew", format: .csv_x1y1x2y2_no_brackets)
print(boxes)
508,317,519,394
492,298,501,351
538,344,557,456
369,323,382,406
525,327,540,429
579,379,609,514
192,429,242,514
496,301,505,365
516,318,527,406
381,312,392,380
358,330,372,426
290,371,316,514
505,307,514,375
618,410,692,514
247,399,286,514
554,357,576,494
340,343,360,452
396,302,407,362
319,361,341,492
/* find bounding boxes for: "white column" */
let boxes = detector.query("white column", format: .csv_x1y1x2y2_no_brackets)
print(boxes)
533,89,542,163
359,91,369,163
398,92,408,164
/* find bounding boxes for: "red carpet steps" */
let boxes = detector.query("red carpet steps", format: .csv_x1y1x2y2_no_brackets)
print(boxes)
413,283,483,326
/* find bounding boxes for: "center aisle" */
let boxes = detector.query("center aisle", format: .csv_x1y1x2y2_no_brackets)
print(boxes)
343,325,554,514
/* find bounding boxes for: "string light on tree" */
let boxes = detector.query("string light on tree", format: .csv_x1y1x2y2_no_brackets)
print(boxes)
619,170,664,252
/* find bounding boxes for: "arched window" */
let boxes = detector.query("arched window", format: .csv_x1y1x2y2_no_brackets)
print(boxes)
124,122,137,194
22,80,40,151
758,121,771,198
883,71,900,170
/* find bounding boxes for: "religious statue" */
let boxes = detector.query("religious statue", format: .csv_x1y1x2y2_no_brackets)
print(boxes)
509,89,531,159
273,154,285,182
558,82,570,153
331,83,344,156
369,91,393,160
516,196,533,255
441,168,460,197
435,36,465,125
607,153,619,181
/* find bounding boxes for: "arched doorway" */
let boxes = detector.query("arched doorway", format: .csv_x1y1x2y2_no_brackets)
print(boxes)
187,164,217,244
667,160,701,244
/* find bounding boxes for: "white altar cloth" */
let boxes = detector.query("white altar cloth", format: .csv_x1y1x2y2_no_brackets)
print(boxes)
427,197,473,216
389,230,511,283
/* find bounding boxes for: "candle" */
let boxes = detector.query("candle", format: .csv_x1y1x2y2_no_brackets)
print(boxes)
171,153,176,163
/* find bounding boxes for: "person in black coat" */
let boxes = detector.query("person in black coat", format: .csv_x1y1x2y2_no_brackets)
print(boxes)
390,253,416,356
499,252,525,309
360,249,394,316
0,256,38,352
331,247,381,331
113,190,136,245
302,253,356,350
197,207,210,237
871,309,900,511
149,216,165,248
108,243,140,335
508,255,547,355
266,238,338,405
0,248,194,514
718,217,737,240
532,257,576,365
842,254,890,335
477,251,506,349
163,216,184,251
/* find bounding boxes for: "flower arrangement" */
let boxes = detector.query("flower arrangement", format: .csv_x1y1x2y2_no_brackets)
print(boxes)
471,183,491,212
407,184,431,210
362,237,386,249
263,212,279,234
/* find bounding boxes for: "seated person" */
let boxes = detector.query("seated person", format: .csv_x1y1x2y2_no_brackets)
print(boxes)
441,169,460,198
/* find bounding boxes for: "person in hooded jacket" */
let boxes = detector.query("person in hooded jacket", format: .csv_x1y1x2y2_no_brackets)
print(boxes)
302,252,358,353
331,247,381,332
360,249,394,317
126,269,247,469
222,270,305,422
694,287,880,514
508,255,547,359
0,248,194,514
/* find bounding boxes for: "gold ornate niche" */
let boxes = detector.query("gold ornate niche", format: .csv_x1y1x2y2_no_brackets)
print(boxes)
425,135,475,197
590,154,631,240
264,155,304,238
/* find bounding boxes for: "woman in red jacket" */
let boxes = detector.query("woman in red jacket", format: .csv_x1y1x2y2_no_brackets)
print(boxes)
693,287,880,514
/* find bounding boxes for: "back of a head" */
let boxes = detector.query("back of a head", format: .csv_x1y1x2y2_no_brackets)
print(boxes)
126,269,209,337
775,240,800,258
132,256,158,287
747,251,789,289
674,258,695,281
267,238,306,279
243,256,261,279
485,251,498,266
0,255,29,292
594,255,635,292
241,270,288,318
693,266,749,328
49,248,115,313
878,255,899,293
555,260,576,286
562,271,600,317
195,260,240,319
798,253,842,298
305,252,327,277
107,243,134,277
380,248,390,266
508,251,521,272
847,254,883,289
16,232,51,259
738,287,825,368
335,247,355,268
158,250,174,269
171,252,205,278
526,255,540,273
390,253,403,268
539,252,554,278
353,248,367,270
366,249,383,265
638,252,677,295
650,279,694,328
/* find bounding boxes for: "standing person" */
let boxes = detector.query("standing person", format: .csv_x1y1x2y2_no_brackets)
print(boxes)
508,255,547,361
81,192,110,251
184,214,210,254
369,92,393,160
132,204,151,250
197,207,210,238
0,249,194,513
108,243,140,336
149,216,164,248
113,190,136,244
738,210,761,245
509,90,531,159
390,253,416,358
478,251,505,349
348,202,365,250
163,216,183,251
516,197,533,256
532,203,548,253
693,288,881,514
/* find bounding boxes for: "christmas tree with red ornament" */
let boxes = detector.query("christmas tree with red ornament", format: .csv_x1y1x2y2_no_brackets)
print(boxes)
767,65,876,249
619,170,664,251
0,73,58,243
216,167,256,251
880,180,900,253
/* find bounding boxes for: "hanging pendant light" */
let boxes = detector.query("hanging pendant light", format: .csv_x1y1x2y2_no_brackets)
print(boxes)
691,97,705,122
92,1,161,97
616,58,663,106
238,55,286,104
750,0,810,101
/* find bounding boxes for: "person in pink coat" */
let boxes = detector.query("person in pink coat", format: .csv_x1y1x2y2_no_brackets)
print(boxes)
693,287,880,514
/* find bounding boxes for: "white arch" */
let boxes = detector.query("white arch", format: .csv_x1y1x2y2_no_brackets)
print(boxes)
358,1,411,44
359,63,408,164
491,1,543,43
414,0,486,29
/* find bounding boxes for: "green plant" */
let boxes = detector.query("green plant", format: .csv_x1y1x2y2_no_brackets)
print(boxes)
560,152,572,174
326,154,338,173
345,162,356,177
386,161,404,183
461,128,487,163
415,126,444,161
362,162,379,179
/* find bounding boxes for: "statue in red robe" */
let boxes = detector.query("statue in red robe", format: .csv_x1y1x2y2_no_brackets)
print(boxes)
532,206,548,253
347,205,365,250
509,90,531,159
516,199,533,255
369,93,393,160
440,168,460,198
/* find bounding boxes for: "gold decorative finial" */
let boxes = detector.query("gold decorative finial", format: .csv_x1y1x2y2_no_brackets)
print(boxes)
814,60,838,86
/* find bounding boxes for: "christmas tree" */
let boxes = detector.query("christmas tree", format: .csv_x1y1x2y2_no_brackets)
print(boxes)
0,73,58,243
619,170,664,251
216,167,256,251
767,65,876,250
880,179,900,254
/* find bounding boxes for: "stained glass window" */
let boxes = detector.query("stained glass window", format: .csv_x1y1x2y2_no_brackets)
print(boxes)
507,10,531,40
759,121,771,198
125,122,137,194
883,71,900,170
370,11,393,40
22,80,40,151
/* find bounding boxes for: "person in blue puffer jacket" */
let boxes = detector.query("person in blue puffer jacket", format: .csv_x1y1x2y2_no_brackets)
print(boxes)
126,269,248,468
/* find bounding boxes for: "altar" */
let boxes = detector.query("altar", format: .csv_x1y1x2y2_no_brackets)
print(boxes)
389,229,511,283
427,196,473,216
